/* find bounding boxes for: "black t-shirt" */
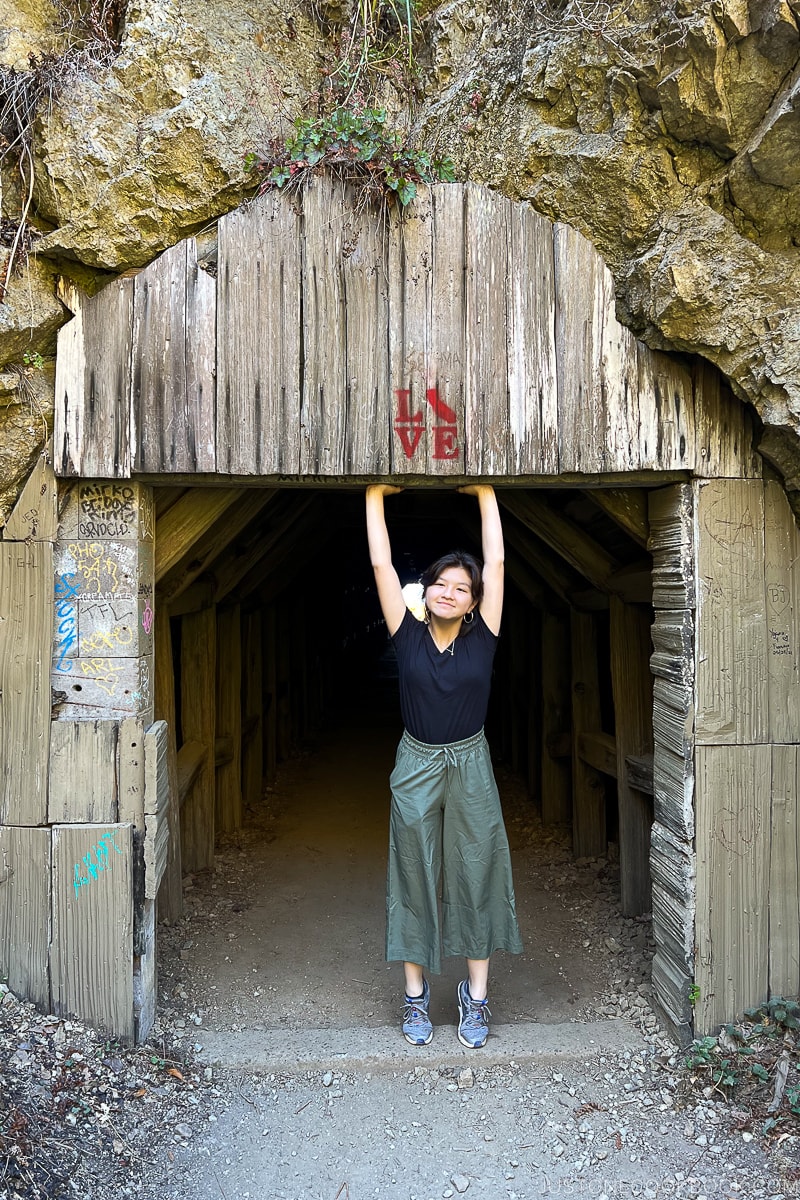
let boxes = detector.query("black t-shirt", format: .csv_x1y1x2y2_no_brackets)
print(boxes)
391,608,498,745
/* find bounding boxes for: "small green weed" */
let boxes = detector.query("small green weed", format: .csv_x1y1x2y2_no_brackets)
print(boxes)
249,104,454,207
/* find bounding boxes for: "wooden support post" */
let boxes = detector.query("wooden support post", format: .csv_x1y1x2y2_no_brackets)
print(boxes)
180,607,216,872
276,602,291,763
610,596,655,916
263,605,277,783
541,610,571,824
571,610,606,857
215,604,242,833
154,609,183,922
242,610,264,807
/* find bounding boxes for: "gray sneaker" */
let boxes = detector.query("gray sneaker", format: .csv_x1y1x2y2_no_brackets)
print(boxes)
457,979,491,1048
402,978,433,1045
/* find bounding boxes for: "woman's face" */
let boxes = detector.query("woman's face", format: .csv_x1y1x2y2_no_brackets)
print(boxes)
425,567,477,621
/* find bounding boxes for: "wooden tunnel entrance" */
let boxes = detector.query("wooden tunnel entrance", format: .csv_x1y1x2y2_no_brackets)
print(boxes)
1,181,799,1048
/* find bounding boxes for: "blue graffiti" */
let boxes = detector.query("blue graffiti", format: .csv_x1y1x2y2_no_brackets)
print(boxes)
73,830,124,898
54,572,80,672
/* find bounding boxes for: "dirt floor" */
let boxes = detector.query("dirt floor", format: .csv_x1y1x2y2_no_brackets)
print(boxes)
4,698,798,1199
158,695,651,1038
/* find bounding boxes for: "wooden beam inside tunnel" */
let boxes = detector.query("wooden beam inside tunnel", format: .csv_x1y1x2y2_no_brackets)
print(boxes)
157,489,278,603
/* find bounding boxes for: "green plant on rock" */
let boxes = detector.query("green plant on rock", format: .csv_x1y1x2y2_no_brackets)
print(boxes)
249,104,454,208
246,0,454,208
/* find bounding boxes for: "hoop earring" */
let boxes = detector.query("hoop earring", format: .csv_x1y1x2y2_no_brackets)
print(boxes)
463,610,475,624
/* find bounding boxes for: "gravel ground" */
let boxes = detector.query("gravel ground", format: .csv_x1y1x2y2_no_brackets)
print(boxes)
3,785,800,1198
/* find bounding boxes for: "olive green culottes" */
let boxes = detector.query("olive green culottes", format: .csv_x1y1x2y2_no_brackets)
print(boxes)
386,728,523,973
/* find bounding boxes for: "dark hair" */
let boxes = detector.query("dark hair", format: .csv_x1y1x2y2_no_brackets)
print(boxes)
420,551,484,605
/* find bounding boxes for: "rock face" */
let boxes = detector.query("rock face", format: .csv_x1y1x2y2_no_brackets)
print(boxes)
1,0,799,507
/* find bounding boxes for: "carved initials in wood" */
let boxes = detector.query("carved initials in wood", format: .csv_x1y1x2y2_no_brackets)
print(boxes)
393,388,460,460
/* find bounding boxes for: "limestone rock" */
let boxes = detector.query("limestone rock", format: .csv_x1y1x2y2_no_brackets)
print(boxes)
0,0,61,69
34,0,325,270
0,256,65,368
0,361,53,526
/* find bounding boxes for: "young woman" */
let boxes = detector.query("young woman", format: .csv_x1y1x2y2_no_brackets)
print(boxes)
365,483,523,1048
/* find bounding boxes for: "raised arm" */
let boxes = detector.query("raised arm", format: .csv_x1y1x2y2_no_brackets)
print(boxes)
366,485,407,636
460,484,504,635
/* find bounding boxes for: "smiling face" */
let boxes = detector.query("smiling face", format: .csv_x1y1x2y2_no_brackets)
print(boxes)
424,566,478,621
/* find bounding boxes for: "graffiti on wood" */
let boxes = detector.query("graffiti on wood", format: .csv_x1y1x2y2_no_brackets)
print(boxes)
393,388,459,460
72,829,124,897
78,484,137,539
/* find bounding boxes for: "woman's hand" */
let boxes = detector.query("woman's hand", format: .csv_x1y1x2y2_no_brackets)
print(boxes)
458,484,493,497
367,483,403,498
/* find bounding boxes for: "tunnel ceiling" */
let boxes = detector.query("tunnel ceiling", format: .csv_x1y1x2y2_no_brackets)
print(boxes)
154,484,654,618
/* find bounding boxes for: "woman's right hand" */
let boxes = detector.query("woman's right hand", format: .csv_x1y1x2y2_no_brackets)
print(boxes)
366,483,403,497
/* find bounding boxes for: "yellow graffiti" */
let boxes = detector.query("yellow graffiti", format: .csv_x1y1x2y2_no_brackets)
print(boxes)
67,543,124,593
80,658,124,695
79,624,134,655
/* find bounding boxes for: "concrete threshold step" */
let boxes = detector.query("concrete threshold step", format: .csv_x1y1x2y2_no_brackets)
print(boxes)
196,1019,644,1075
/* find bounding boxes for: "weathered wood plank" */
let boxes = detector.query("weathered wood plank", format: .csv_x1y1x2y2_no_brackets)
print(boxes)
507,203,558,474
465,184,509,474
0,826,50,1007
553,223,604,474
571,610,606,857
651,951,694,1045
577,731,618,778
54,279,134,478
601,277,642,473
58,480,155,543
54,292,86,477
51,822,134,1040
610,597,654,916
636,347,694,473
500,492,619,592
648,484,695,610
133,897,156,1043
342,188,391,474
0,541,52,824
154,601,182,921
215,605,242,834
155,488,242,581
764,478,800,743
693,360,760,480
301,176,348,474
118,716,146,832
185,241,217,472
180,607,215,872
695,479,768,745
695,744,770,1033
177,740,207,805
427,183,466,477
4,447,58,541
158,490,277,605
217,191,302,473
131,241,216,473
48,720,118,823
144,719,170,900
625,753,654,795
770,745,800,999
585,488,649,548
653,742,694,842
388,187,434,473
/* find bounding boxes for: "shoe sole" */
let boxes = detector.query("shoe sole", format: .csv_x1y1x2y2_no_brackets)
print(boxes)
403,1030,433,1046
457,996,488,1049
